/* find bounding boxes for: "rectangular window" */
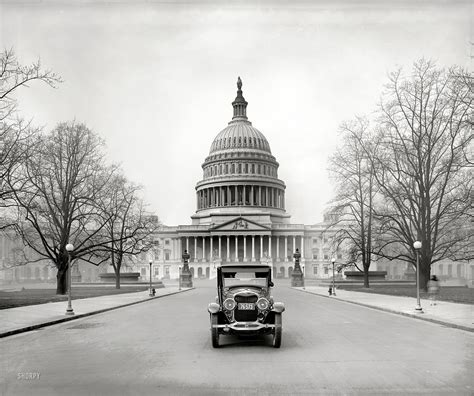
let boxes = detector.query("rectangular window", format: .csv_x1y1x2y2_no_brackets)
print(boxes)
323,254,329,260
337,254,342,260
165,240,170,245
324,266,328,275
165,251,170,261
312,238,318,245
154,267,159,276
165,266,170,275
312,253,318,260
141,268,146,276
313,266,318,275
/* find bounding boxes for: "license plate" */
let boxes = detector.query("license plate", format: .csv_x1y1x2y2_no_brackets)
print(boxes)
238,303,255,310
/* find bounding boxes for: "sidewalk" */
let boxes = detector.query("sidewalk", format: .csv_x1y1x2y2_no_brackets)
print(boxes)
0,286,193,338
296,286,474,332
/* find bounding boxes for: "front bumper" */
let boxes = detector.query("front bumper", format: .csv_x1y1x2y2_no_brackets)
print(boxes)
212,322,278,331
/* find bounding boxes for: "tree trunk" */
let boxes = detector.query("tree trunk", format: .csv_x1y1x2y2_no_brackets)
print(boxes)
419,259,431,292
115,269,121,289
363,265,370,288
56,267,68,295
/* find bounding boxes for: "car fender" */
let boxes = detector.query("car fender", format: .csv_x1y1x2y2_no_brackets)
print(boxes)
272,302,285,313
208,302,220,314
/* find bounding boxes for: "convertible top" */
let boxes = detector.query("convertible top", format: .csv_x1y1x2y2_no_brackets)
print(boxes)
220,265,271,273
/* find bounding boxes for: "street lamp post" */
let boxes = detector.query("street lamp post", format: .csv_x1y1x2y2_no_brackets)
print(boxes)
413,241,423,313
149,260,154,297
65,243,74,315
331,257,337,296
178,266,182,291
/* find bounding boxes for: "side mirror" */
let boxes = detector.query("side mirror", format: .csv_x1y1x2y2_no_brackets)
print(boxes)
269,281,274,287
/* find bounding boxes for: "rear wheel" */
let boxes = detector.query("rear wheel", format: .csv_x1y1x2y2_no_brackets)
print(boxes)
211,313,219,348
273,313,282,348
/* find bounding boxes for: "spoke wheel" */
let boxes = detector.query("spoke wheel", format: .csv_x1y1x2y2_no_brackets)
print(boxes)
273,313,282,348
211,313,220,348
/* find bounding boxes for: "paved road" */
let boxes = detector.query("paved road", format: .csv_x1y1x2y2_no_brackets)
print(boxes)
1,281,473,395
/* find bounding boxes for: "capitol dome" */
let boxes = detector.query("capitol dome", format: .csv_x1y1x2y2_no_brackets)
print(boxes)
209,122,272,155
192,77,290,225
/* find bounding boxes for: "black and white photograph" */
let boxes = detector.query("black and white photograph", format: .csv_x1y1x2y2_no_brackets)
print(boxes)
0,1,473,395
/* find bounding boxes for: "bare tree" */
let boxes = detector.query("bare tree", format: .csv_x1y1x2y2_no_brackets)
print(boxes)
328,117,383,287
367,60,473,289
96,174,159,289
0,49,61,222
6,121,119,294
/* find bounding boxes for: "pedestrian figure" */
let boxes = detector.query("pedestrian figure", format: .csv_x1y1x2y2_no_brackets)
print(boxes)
427,275,440,306
328,286,332,296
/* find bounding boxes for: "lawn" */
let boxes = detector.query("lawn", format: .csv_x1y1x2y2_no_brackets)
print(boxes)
336,284,474,304
0,285,149,309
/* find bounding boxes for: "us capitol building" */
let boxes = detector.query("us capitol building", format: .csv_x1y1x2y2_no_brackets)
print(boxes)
1,79,471,285
141,78,342,281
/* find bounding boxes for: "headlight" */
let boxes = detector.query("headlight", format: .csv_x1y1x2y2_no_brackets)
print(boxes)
257,298,269,310
208,302,220,314
223,298,236,311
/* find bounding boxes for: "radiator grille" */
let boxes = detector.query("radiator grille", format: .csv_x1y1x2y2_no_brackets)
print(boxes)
234,294,258,321
234,308,258,321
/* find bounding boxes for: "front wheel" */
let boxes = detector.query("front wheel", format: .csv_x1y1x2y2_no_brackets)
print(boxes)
211,313,219,348
273,313,282,348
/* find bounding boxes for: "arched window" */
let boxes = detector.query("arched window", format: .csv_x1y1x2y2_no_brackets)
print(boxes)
243,137,247,146
231,163,235,173
257,164,261,174
238,163,242,173
251,164,255,173
225,164,228,174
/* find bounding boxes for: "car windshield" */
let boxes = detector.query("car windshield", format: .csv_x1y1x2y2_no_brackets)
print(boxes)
224,277,267,287
222,269,269,288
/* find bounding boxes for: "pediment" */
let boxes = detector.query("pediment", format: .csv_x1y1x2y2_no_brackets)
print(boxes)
210,217,270,232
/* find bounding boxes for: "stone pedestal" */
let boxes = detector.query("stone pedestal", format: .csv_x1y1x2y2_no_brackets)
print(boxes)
291,248,305,287
180,250,193,288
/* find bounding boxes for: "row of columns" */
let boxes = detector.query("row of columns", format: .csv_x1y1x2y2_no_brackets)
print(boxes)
197,185,285,210
181,235,304,262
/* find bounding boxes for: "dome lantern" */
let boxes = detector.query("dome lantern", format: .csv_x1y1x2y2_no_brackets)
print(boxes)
231,76,248,121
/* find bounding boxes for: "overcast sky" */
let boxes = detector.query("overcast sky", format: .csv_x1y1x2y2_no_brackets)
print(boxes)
1,0,471,226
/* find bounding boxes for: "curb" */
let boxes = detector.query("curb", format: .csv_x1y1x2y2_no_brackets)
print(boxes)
293,287,474,333
0,287,195,339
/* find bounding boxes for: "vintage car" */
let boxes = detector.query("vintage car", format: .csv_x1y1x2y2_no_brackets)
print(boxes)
207,264,285,348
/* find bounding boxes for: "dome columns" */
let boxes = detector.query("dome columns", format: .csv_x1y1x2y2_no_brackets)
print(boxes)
196,184,285,211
